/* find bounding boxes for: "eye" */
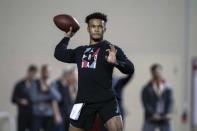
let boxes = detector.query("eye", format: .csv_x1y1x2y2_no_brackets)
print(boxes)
92,25,96,28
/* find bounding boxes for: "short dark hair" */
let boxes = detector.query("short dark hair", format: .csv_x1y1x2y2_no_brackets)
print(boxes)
150,63,162,72
85,12,107,24
28,64,37,72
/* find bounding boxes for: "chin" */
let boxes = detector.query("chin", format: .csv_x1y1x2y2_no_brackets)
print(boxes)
92,37,103,42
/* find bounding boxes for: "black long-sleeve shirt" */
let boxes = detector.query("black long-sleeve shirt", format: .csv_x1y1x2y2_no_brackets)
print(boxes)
54,37,134,103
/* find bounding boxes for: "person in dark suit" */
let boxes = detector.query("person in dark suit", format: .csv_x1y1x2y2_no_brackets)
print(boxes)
141,64,173,131
11,65,38,131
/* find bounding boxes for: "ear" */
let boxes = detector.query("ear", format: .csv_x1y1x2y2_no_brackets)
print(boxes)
104,27,106,32
103,22,107,32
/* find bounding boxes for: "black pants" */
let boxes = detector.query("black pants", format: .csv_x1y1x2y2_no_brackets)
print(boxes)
70,98,120,130
100,100,124,131
17,114,32,131
32,115,54,131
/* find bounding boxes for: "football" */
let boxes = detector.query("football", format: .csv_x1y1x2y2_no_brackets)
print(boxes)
53,14,80,33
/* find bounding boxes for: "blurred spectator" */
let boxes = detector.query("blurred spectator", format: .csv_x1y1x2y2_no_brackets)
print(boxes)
141,64,173,131
112,74,132,122
30,64,61,131
52,67,78,131
11,64,38,131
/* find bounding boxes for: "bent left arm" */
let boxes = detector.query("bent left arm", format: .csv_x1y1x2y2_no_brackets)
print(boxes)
115,47,134,75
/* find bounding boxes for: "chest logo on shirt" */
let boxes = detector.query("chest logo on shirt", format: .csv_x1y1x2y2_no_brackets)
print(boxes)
81,47,100,69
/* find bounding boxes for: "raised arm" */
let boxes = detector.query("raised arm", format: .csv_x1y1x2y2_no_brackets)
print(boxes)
54,27,77,63
54,37,77,63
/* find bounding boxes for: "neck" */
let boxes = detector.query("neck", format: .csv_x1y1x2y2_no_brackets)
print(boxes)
26,77,32,83
89,38,103,45
41,78,47,83
153,79,162,88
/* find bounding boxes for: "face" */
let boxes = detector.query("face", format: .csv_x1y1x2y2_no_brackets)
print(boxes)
87,19,106,42
152,67,163,80
28,70,37,81
41,67,50,80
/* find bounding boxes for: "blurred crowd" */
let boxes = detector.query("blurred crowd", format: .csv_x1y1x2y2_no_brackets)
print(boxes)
11,64,78,131
11,63,173,131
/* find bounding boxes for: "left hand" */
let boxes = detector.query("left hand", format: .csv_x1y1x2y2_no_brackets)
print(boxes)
106,45,118,65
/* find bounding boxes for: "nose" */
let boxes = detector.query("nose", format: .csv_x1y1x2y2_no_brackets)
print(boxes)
94,26,100,32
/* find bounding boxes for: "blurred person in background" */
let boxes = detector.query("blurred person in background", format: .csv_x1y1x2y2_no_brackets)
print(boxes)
141,64,173,131
52,67,78,131
30,64,61,131
11,64,38,131
112,74,132,123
